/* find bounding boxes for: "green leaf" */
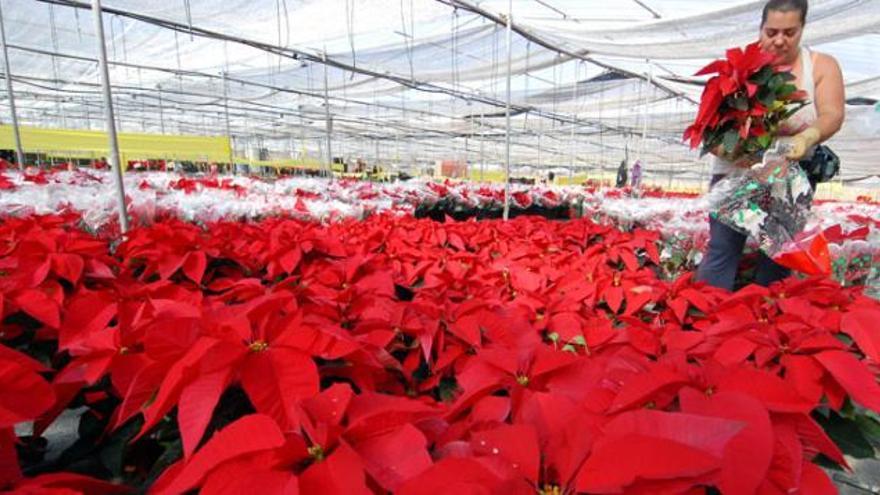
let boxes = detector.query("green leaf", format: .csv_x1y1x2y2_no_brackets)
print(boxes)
777,83,798,98
778,71,796,82
769,74,785,91
732,95,749,111
722,129,740,154
749,66,774,85
757,134,772,149
412,360,431,382
142,438,183,489
757,88,776,107
438,376,459,403
815,410,876,459
855,414,880,450
813,453,846,472
98,417,142,478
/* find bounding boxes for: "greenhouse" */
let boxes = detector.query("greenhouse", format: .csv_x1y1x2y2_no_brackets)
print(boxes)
2,0,880,493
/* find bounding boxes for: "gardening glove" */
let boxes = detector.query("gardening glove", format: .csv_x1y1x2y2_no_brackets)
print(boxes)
786,127,821,161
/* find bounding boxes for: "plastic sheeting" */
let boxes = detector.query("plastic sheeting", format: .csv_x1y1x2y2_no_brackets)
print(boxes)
0,0,878,179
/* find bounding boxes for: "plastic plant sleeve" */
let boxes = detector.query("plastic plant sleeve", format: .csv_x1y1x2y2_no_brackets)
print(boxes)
706,143,832,276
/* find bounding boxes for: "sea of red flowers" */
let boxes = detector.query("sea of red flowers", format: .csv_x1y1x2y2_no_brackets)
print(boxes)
3,211,880,494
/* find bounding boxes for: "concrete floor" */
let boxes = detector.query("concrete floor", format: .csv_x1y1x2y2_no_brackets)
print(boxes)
833,458,880,494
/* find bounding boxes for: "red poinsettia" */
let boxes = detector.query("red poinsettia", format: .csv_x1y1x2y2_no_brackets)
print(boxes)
684,41,808,157
0,346,56,486
0,173,15,191
2,211,879,494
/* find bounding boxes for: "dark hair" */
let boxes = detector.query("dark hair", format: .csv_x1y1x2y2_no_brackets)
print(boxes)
762,0,808,26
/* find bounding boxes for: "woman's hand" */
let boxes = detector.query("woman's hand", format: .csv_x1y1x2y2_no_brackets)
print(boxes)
785,127,821,160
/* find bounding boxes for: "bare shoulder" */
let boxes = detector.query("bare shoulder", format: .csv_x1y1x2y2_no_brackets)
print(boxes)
811,51,842,77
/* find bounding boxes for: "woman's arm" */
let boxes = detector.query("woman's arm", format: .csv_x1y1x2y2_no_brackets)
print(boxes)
812,52,846,141
786,52,845,160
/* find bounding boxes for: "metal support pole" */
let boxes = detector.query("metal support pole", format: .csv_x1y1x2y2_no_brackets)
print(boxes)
639,59,651,163
91,0,129,233
83,96,92,130
570,63,579,182
538,118,543,171
466,111,473,179
395,130,400,168
502,0,512,221
157,84,165,134
0,0,25,168
299,110,307,162
479,107,485,182
322,51,333,179
221,71,234,167
374,138,379,169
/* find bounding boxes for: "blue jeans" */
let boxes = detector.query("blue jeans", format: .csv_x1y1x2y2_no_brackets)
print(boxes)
695,174,791,291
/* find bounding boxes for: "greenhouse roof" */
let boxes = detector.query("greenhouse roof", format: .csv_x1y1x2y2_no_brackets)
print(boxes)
1,0,878,179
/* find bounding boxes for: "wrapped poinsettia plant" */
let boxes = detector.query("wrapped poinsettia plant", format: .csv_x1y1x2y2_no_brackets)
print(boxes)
684,42,833,276
684,41,808,158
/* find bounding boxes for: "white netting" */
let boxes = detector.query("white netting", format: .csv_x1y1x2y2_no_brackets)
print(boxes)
0,0,878,182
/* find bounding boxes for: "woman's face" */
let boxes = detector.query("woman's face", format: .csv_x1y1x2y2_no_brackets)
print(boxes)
759,10,804,66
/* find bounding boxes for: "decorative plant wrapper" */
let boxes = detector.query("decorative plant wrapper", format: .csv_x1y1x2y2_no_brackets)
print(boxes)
774,227,833,276
707,149,831,276
684,42,807,158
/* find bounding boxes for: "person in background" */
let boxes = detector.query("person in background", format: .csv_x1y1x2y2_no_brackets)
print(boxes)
695,0,845,291
616,159,628,188
630,160,643,189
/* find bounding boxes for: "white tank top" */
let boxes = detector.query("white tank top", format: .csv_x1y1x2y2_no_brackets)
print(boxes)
710,47,818,175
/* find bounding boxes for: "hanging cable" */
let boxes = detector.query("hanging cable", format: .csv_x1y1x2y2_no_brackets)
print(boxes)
569,61,578,180
409,0,415,79
616,74,627,167
47,3,65,127
451,6,459,160
599,71,605,173
173,30,184,95
118,15,128,66
73,5,83,42
345,0,356,74
276,0,282,75
281,0,290,48
183,0,193,40
399,0,414,81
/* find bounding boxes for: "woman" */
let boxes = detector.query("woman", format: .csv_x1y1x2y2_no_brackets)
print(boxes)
695,0,845,291
630,160,642,189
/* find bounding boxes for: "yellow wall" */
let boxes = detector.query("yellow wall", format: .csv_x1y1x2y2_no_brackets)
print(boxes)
0,125,232,165
239,158,325,171
465,169,595,185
